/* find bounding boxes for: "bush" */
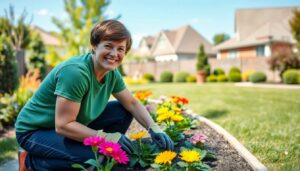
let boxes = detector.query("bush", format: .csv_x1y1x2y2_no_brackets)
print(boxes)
143,73,155,82
229,67,241,74
249,71,267,83
174,72,190,82
242,70,255,81
283,69,299,84
186,75,196,82
206,75,217,82
217,75,228,82
298,74,300,84
160,71,173,82
213,68,225,76
228,72,241,82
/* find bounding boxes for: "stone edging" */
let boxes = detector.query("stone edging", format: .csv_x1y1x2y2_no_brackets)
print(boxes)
190,113,268,171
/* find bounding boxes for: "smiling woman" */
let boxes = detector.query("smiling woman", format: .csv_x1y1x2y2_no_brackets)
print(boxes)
15,19,174,170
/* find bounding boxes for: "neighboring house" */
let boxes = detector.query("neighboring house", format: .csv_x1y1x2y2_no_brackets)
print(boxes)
138,25,215,62
215,7,299,59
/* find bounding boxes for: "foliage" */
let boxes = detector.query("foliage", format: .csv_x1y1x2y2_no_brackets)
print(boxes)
228,72,241,82
0,34,18,94
213,33,230,45
268,48,300,80
249,71,267,83
206,75,217,82
26,32,47,79
196,44,210,74
174,71,189,82
229,67,241,74
186,75,196,83
160,71,173,82
242,70,255,81
142,73,155,82
213,68,225,76
118,64,126,76
282,69,299,84
217,75,228,82
52,0,111,61
0,70,41,129
44,46,62,67
289,9,300,50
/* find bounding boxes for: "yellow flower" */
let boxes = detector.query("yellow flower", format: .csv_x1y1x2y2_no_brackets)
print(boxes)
171,115,184,122
154,151,177,165
129,131,147,140
156,114,170,122
180,150,200,163
156,107,169,115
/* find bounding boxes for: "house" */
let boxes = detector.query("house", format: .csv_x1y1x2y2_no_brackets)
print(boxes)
215,7,299,60
31,25,62,47
138,25,215,62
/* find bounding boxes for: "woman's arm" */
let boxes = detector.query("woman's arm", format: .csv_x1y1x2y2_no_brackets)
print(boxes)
55,96,97,142
113,89,155,130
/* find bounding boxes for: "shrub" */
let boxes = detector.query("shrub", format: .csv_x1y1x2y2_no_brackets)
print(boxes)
217,75,228,82
196,44,210,74
283,69,299,84
228,72,241,82
143,73,155,82
160,71,173,82
174,72,190,82
242,70,255,81
186,75,196,83
298,74,300,84
249,71,267,83
213,68,225,76
206,75,217,82
229,67,241,74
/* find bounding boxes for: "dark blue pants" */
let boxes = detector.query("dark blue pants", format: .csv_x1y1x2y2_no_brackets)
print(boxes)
16,101,133,171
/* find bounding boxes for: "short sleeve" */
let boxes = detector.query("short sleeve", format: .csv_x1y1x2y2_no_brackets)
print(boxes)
54,65,89,102
112,69,126,93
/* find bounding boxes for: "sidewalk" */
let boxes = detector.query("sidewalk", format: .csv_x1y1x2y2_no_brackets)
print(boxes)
235,82,300,89
0,160,18,171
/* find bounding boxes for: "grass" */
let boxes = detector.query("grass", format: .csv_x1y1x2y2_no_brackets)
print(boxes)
128,83,300,171
0,137,18,165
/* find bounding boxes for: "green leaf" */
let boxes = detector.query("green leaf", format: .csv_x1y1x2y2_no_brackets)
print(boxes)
71,163,88,171
129,156,139,167
139,159,147,167
205,151,217,160
177,161,188,167
150,163,161,169
84,159,98,168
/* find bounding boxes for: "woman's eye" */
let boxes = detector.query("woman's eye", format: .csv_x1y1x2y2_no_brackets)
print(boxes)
118,48,125,53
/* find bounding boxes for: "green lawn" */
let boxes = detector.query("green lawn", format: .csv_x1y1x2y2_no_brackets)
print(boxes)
0,137,18,165
128,83,300,171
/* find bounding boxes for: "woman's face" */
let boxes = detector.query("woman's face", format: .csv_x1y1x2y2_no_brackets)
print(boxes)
93,40,126,71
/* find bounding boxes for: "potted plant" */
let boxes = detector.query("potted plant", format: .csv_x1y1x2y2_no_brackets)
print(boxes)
196,44,210,84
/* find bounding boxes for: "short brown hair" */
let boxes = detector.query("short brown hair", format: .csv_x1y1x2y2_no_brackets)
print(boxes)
90,20,132,53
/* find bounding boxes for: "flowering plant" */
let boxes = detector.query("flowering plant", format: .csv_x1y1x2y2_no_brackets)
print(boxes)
133,90,152,105
72,136,128,171
189,133,208,148
128,131,158,168
151,150,177,171
177,148,211,171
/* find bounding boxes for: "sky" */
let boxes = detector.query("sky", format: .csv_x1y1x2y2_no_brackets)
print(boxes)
1,0,300,48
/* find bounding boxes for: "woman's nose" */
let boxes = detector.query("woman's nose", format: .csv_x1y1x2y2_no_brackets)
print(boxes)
109,48,118,57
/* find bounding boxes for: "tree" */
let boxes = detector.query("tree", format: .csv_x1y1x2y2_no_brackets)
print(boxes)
289,9,300,50
196,44,210,74
268,48,300,80
213,33,230,45
26,32,47,79
52,0,111,61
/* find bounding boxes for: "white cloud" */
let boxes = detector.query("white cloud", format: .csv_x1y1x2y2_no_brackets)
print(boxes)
37,9,49,16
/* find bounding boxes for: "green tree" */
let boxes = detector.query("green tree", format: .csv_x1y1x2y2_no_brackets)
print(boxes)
26,32,47,79
196,44,210,75
289,9,300,50
213,33,230,45
52,0,111,60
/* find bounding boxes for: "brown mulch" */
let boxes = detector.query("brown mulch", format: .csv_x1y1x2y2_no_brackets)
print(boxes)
125,119,253,171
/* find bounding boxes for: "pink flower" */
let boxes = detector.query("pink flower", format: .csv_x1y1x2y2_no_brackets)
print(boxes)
98,141,121,156
83,136,105,147
111,149,129,164
190,133,208,145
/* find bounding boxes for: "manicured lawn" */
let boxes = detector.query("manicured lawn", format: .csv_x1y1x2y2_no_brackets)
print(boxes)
0,137,18,165
128,83,300,171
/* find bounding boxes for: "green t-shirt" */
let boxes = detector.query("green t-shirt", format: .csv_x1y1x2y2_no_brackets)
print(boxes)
15,53,126,133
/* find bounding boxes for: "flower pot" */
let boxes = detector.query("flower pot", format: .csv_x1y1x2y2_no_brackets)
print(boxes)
196,71,206,84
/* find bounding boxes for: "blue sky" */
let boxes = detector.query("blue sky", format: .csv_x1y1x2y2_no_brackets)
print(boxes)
1,0,300,48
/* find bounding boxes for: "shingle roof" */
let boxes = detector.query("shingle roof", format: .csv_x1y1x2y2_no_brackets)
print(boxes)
31,25,62,46
215,6,299,50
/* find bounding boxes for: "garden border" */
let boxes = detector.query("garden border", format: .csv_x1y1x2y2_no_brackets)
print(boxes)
190,113,268,171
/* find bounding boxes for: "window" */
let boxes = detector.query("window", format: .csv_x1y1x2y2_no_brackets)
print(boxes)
228,50,237,59
256,45,265,57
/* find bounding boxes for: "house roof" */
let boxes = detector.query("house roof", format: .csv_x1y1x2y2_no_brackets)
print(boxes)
151,25,215,56
31,25,62,46
215,6,299,50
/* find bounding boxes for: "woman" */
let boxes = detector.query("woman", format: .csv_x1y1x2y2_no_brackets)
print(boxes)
15,20,173,170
